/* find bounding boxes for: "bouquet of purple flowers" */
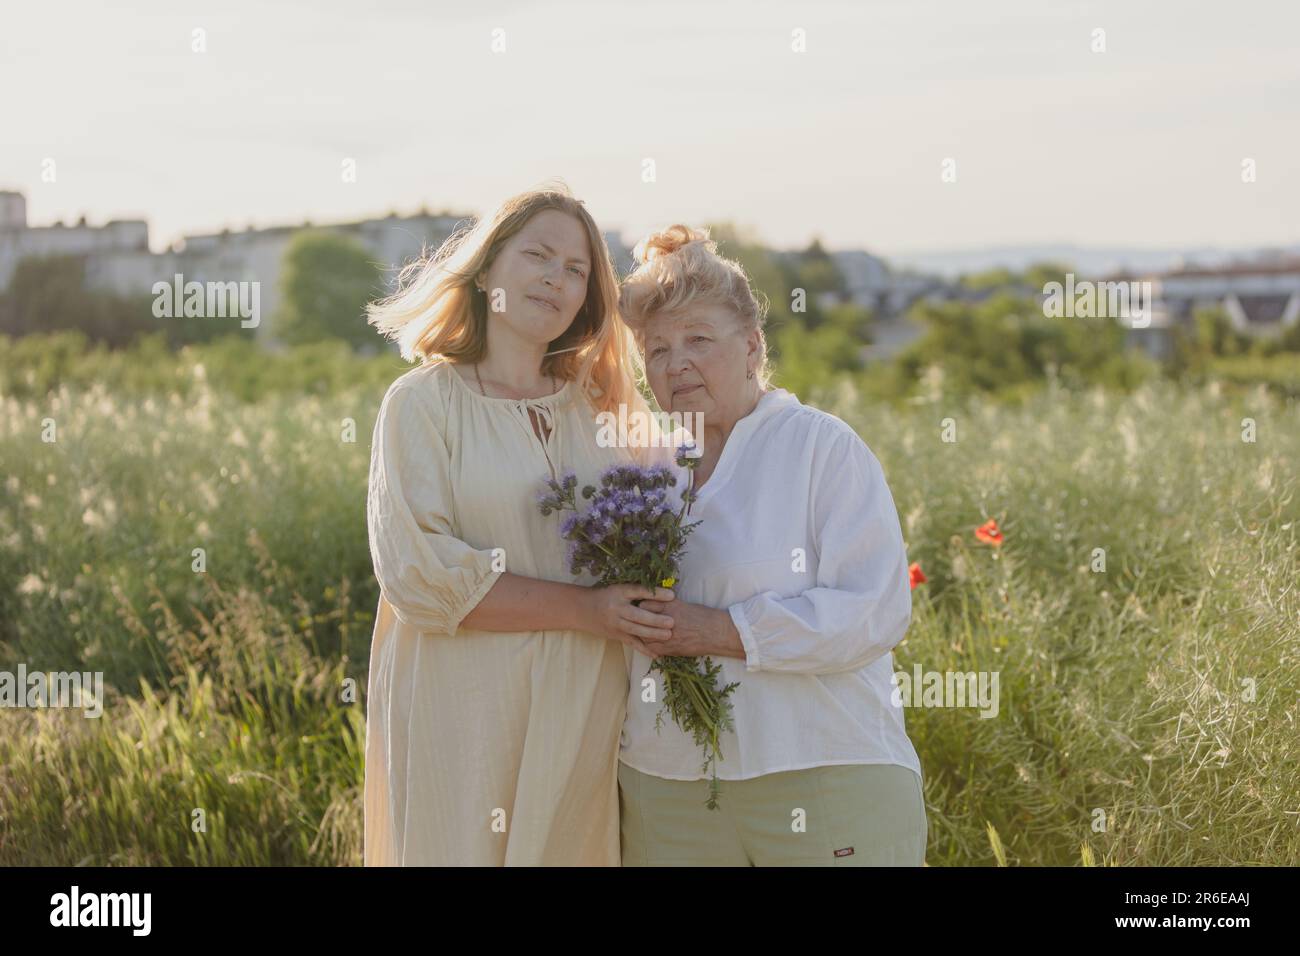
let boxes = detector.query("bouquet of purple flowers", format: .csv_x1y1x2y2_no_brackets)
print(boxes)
537,446,739,809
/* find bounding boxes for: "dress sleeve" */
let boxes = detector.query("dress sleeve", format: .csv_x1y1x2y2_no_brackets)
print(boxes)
366,379,504,636
727,427,912,675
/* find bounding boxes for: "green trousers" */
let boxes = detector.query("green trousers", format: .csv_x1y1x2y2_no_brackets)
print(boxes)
618,761,927,866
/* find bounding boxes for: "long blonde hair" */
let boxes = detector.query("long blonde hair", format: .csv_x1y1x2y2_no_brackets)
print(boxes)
367,183,649,419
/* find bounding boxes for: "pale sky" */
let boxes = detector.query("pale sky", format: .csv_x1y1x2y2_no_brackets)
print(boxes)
2,0,1297,256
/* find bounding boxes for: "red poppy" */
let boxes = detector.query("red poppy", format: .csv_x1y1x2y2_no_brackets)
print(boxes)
974,518,1004,546
909,562,927,589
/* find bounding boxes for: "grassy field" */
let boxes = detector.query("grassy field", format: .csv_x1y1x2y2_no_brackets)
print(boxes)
1,353,1297,865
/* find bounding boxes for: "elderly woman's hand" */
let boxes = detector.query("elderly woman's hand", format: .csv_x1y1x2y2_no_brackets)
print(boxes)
638,597,747,660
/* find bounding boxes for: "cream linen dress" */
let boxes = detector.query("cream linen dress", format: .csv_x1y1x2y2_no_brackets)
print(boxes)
363,358,654,866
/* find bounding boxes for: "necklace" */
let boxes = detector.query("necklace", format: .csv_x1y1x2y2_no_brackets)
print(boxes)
473,362,557,399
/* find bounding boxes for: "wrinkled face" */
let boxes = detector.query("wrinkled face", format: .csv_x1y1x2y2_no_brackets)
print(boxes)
642,303,759,430
479,209,592,348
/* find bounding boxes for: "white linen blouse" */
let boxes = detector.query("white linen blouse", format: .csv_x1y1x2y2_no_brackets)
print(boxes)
619,387,923,784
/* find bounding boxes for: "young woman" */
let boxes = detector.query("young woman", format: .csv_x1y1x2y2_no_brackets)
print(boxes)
362,186,675,866
615,225,927,866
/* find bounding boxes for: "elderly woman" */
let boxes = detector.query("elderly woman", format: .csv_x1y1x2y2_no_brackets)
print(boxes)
615,225,927,866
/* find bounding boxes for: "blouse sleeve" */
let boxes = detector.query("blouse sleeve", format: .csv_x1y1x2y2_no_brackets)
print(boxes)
366,378,505,637
726,427,912,675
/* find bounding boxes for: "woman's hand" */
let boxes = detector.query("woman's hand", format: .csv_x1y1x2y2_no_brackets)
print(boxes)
637,598,747,660
580,584,676,657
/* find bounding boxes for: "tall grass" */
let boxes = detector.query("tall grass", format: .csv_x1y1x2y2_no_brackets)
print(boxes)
2,361,1296,865
819,373,1300,865
1,578,364,865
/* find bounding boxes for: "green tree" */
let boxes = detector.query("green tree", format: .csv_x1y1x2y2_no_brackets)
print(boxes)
702,223,872,389
1023,261,1073,293
703,222,787,321
0,254,159,347
1166,305,1255,376
959,266,1018,291
793,238,847,299
896,288,1149,397
959,261,1072,294
274,231,383,348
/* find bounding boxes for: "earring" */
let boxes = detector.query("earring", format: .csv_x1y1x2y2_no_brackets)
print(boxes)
747,369,754,380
